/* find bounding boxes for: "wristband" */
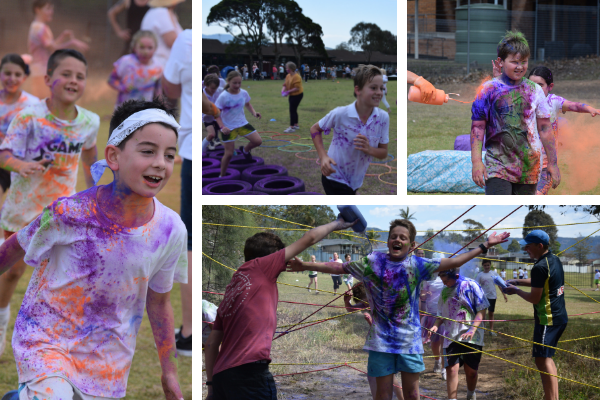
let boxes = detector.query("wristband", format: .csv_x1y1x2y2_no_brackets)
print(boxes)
205,381,212,386
479,243,488,254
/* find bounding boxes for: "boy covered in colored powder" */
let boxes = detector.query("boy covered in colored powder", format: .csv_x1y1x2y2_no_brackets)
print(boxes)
204,216,358,400
429,269,489,400
0,98,188,399
288,219,509,400
0,49,99,356
310,64,390,195
471,31,558,195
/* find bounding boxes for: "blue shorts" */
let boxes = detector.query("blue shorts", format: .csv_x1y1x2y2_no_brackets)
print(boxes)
532,323,567,358
367,350,425,376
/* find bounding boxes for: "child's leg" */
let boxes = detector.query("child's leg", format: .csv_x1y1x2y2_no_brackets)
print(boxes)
243,131,262,153
202,124,216,153
399,372,419,400
536,169,552,195
220,141,235,176
367,375,377,399
463,363,479,392
314,277,318,292
535,357,559,400
381,92,391,111
445,363,461,399
374,375,394,400
391,374,404,400
321,175,357,195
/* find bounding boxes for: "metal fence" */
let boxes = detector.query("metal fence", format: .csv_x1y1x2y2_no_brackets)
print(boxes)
0,0,192,70
408,4,600,61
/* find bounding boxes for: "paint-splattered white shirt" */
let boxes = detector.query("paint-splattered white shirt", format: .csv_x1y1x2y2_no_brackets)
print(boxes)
14,186,188,398
319,102,389,190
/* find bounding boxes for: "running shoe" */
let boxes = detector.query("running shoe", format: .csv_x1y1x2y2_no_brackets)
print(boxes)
0,308,8,358
441,368,446,381
238,146,252,160
175,326,192,357
284,127,295,133
433,360,443,373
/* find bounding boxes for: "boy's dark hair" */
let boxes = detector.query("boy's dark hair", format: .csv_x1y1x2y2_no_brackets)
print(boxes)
203,74,220,88
529,66,554,85
352,283,367,302
244,232,285,262
344,253,351,259
33,0,52,12
47,49,87,76
109,98,178,150
0,54,30,76
497,30,530,61
439,268,459,279
353,64,382,98
207,65,220,74
389,219,417,243
481,259,491,266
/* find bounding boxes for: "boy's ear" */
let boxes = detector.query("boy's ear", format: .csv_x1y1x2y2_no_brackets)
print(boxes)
496,57,504,67
105,144,120,172
548,82,554,92
43,74,51,88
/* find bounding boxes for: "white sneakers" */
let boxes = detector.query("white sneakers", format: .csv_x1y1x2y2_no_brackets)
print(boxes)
433,359,443,373
441,368,446,380
0,306,9,358
467,391,477,400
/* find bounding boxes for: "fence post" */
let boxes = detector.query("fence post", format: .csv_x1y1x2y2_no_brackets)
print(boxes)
467,0,471,74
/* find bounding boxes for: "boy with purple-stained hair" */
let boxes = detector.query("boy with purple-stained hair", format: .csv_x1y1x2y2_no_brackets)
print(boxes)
0,98,188,400
470,30,558,195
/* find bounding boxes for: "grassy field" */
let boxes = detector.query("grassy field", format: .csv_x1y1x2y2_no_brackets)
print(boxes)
407,80,600,195
203,77,398,195
0,74,192,399
202,268,600,400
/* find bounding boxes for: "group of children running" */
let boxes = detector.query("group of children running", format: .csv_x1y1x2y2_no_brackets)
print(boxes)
201,63,391,195
204,217,569,400
0,1,191,399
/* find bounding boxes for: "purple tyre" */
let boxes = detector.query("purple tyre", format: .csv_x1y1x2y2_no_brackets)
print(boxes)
290,192,324,195
241,164,288,185
202,157,220,169
202,180,252,195
202,168,240,187
228,156,265,172
245,191,269,195
253,176,305,195
207,149,225,159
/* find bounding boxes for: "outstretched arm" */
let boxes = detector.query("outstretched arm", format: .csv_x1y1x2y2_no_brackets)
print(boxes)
435,232,510,273
287,258,346,275
471,120,487,188
562,101,600,116
538,117,560,189
0,234,26,277
284,217,356,262
503,285,543,304
146,288,184,400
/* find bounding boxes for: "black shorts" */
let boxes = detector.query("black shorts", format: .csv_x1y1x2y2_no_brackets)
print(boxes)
322,175,357,195
308,274,317,278
0,168,10,192
444,342,483,370
487,298,496,313
532,323,567,358
204,121,220,133
331,275,342,289
213,362,276,400
485,177,536,195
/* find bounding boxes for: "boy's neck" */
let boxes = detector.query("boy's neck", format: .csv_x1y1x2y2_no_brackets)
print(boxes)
97,182,155,228
34,15,47,24
354,101,374,124
46,97,78,120
499,73,522,86
0,89,21,104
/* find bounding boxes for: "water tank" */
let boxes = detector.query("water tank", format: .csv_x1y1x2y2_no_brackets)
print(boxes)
455,3,508,65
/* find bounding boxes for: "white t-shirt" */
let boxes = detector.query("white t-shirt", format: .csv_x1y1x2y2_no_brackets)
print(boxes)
518,269,524,277
0,101,99,232
202,299,218,345
319,102,390,190
541,94,565,169
422,276,444,313
500,270,506,279
163,29,192,161
202,86,224,123
215,89,251,130
475,270,499,299
523,270,528,279
14,186,188,398
329,258,343,276
596,272,600,279
140,7,183,67
0,91,39,139
513,270,518,279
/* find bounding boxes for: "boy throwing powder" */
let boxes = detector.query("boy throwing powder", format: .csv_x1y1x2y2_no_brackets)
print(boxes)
310,64,389,195
0,49,99,357
0,99,188,400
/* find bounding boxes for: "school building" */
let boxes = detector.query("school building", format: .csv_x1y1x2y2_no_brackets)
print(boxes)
202,39,397,75
408,0,600,62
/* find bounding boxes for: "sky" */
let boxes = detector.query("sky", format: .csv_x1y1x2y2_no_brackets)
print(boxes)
325,205,600,239
201,0,398,48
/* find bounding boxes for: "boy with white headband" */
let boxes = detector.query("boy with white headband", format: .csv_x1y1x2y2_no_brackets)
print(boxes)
0,98,188,400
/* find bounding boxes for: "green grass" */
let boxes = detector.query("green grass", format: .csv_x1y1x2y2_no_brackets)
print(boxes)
204,78,398,195
0,73,191,399
203,267,600,399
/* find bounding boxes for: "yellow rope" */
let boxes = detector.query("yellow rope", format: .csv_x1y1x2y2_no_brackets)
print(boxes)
277,307,369,329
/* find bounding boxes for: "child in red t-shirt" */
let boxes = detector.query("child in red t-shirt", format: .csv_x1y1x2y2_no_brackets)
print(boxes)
204,216,357,400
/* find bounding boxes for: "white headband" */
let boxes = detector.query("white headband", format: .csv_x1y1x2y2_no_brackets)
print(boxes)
91,109,181,185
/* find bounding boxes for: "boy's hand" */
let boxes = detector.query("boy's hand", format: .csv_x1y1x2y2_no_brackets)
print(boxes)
414,76,435,103
255,112,262,119
486,232,510,246
334,215,358,231
320,155,337,176
460,329,476,341
547,164,561,188
286,257,305,272
472,160,488,188
363,312,373,325
590,108,600,117
503,285,519,295
491,59,502,78
354,134,371,155
427,325,438,341
221,127,231,135
17,160,46,178
161,372,184,400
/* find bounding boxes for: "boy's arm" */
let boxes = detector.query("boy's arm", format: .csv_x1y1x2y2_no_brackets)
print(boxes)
470,120,487,188
538,117,561,188
562,101,600,116
460,309,486,341
503,285,543,304
244,103,261,119
506,278,531,287
107,0,131,41
81,146,98,189
435,232,510,273
146,288,184,400
204,328,224,400
107,68,124,92
0,234,26,277
310,122,337,176
0,150,46,178
353,137,388,159
283,216,356,262
287,259,346,275
161,75,182,99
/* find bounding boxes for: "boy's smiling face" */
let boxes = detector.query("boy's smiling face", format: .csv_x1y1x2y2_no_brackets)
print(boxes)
388,226,415,261
500,53,528,82
45,56,87,105
110,123,177,198
0,62,27,94
355,75,384,108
